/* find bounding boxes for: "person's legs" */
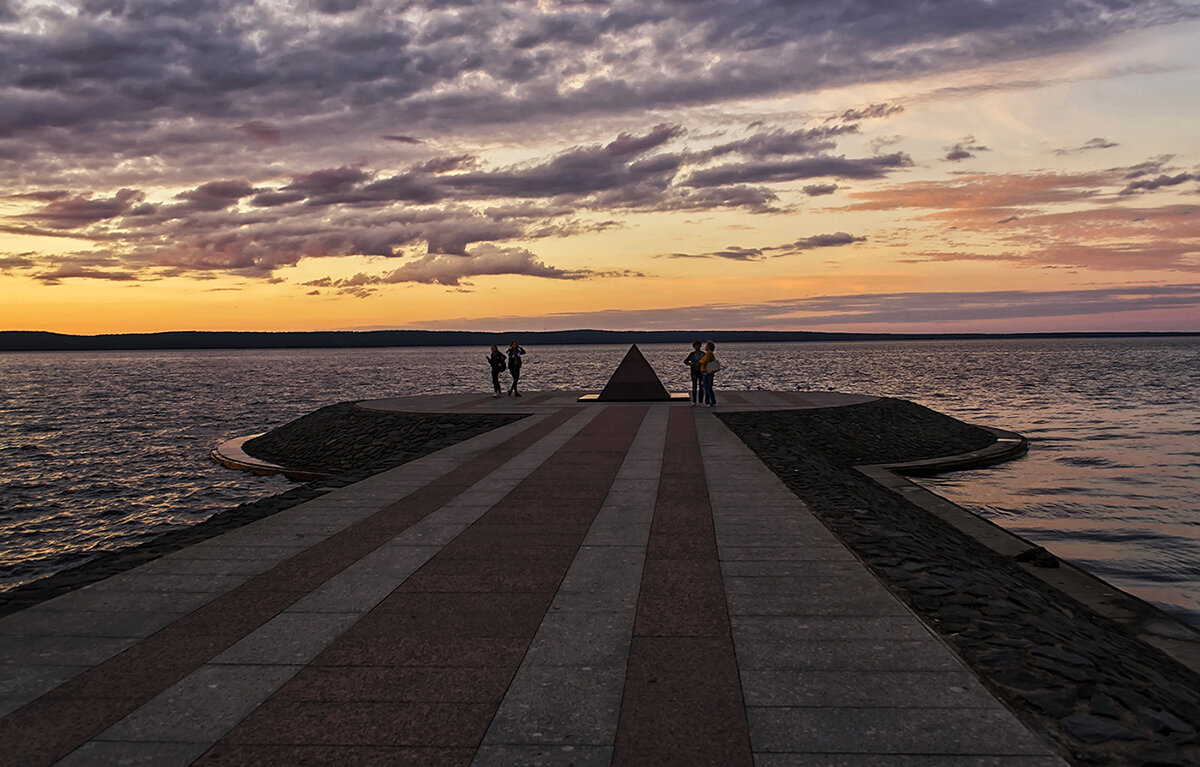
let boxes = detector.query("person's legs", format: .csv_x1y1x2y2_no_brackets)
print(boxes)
690,371,701,404
509,367,520,395
492,369,502,396
703,373,716,406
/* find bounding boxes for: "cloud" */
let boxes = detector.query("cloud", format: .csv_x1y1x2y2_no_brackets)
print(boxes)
803,183,838,197
18,189,145,229
303,243,601,290
1119,173,1196,196
424,285,1200,331
174,180,256,212
830,103,904,122
944,135,990,162
666,231,866,260
1055,137,1119,156
684,153,913,187
236,122,283,144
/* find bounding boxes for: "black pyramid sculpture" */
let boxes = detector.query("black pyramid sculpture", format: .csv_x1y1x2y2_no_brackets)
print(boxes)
597,344,672,401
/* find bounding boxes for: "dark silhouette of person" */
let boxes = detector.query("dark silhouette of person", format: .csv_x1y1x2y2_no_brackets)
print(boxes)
683,339,704,406
700,340,718,407
487,345,507,398
507,341,526,396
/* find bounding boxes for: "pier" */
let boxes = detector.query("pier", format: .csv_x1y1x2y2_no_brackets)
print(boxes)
2,391,1198,766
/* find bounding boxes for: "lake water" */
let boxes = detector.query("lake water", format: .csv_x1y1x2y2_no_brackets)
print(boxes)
1,337,1197,628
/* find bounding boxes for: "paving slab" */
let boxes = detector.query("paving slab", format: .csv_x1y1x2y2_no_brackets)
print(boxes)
0,393,1076,767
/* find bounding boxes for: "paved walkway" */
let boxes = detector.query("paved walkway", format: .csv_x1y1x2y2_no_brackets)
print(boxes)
0,396,1067,766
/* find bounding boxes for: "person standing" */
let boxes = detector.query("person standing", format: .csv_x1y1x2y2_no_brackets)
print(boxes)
507,341,526,396
683,340,704,406
487,344,507,398
699,340,718,407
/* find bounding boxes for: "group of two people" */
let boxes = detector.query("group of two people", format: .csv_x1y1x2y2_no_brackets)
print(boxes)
487,341,526,398
685,340,720,407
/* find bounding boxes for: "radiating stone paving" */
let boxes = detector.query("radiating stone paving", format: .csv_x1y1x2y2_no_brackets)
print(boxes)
0,399,1067,767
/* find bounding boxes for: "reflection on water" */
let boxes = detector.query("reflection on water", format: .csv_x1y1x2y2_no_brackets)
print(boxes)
1,337,1197,628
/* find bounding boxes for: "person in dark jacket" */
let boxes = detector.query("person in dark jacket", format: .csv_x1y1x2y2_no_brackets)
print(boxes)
683,339,704,406
506,341,526,396
487,345,507,398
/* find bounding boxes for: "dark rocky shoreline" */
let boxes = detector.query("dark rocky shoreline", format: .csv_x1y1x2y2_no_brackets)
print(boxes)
720,398,1200,767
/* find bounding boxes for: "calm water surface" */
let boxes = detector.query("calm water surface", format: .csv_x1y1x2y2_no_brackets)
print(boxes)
1,338,1197,628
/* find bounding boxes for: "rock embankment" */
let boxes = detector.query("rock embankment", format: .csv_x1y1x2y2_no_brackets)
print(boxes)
0,404,523,618
242,402,521,476
720,398,1200,767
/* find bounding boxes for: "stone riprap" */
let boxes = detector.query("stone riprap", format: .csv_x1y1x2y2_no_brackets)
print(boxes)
0,405,523,619
242,402,524,476
719,397,1200,767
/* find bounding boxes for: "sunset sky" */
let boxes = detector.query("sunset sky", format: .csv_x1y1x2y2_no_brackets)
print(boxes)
2,0,1198,334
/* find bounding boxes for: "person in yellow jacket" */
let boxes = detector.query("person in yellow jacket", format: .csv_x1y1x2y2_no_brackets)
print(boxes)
698,340,718,407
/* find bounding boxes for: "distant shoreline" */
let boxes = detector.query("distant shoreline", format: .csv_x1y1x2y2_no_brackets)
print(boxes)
1,328,1197,353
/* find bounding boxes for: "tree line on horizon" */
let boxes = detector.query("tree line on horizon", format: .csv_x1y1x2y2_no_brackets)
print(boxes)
0,329,1193,352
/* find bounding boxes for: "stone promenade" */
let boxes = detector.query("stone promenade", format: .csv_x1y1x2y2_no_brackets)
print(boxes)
0,394,1067,766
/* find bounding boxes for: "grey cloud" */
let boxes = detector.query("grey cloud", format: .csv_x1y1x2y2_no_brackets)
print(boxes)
802,183,838,196
832,103,904,122
2,0,1195,173
19,188,144,229
1055,137,1118,156
415,154,477,173
684,152,913,187
777,232,867,252
237,121,283,143
944,136,990,162
667,231,865,260
174,179,256,211
1119,173,1195,195
304,243,596,289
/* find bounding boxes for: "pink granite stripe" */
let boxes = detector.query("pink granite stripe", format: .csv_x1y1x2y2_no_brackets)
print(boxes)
197,406,649,761
0,408,581,767
614,405,753,766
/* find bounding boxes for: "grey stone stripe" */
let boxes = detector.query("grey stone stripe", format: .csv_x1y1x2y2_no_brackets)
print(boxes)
694,414,1066,763
49,407,605,767
473,406,668,767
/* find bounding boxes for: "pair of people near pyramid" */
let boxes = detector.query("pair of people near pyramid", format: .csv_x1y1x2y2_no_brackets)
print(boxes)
487,341,525,398
684,340,720,407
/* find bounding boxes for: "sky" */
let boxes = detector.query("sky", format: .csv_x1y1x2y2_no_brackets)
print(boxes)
1,0,1199,334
